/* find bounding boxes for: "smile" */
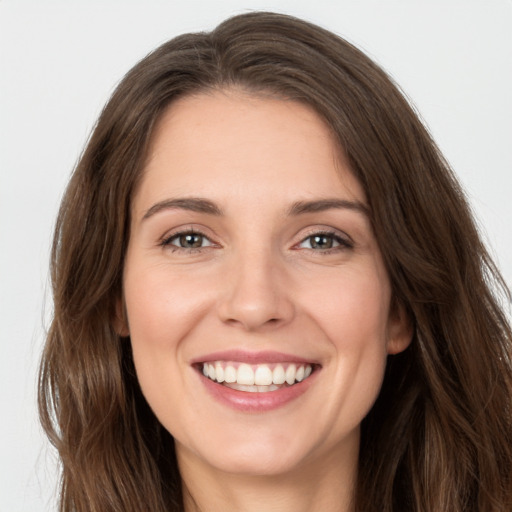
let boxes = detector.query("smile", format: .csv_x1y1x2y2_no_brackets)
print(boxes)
193,351,320,412
200,361,315,393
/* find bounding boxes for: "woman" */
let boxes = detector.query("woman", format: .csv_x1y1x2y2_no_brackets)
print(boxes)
39,11,512,512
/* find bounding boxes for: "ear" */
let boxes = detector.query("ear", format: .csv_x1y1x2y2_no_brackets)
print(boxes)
386,300,413,355
113,297,130,338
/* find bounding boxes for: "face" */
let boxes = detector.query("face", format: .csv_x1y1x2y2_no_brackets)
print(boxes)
121,90,411,479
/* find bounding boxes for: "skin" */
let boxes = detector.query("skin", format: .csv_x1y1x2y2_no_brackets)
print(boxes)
120,90,412,512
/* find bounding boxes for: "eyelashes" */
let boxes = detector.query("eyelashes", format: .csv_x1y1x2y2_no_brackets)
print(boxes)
160,229,214,252
296,231,353,251
160,228,353,255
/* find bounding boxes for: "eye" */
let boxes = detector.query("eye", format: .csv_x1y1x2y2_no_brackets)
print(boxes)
298,232,351,251
162,231,213,250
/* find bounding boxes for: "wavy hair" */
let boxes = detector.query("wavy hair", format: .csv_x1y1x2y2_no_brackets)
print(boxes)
39,11,512,512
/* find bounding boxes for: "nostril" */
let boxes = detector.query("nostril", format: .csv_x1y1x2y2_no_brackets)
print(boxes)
217,281,295,331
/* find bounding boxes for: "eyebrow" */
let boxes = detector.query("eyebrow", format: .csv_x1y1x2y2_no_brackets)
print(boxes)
142,196,369,221
142,197,223,220
287,199,369,217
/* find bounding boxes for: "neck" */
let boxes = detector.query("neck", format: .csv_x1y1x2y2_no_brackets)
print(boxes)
177,437,358,512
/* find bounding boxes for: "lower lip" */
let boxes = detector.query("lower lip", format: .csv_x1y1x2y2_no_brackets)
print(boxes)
198,370,318,412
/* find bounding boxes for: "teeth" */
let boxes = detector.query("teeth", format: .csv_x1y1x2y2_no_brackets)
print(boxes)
237,364,254,385
285,364,296,385
201,361,314,388
224,383,281,393
272,365,286,385
254,365,273,386
224,365,237,383
215,363,224,383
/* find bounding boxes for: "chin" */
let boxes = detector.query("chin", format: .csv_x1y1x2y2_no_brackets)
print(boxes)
176,421,345,478
201,444,309,477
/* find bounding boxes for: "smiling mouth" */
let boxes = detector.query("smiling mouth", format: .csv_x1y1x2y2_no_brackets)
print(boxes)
199,361,316,392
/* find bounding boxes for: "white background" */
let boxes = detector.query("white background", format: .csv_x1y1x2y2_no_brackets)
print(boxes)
1,1,511,511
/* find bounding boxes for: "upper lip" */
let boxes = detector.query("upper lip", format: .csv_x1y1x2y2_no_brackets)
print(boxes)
190,349,320,365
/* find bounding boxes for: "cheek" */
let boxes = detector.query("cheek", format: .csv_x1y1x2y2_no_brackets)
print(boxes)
122,262,211,396
302,265,391,348
327,270,391,390
301,267,391,424
122,263,215,433
124,262,213,347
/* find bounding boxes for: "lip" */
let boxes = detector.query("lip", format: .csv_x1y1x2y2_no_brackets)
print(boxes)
193,350,320,413
190,349,319,365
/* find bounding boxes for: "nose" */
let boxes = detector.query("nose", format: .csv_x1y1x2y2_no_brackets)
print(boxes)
217,248,295,331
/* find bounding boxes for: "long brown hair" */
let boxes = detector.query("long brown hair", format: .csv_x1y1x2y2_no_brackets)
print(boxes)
39,11,512,511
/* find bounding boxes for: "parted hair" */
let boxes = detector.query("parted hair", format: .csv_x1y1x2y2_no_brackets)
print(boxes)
39,11,512,512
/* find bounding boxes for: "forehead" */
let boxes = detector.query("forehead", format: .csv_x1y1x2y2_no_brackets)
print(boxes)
135,90,365,213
